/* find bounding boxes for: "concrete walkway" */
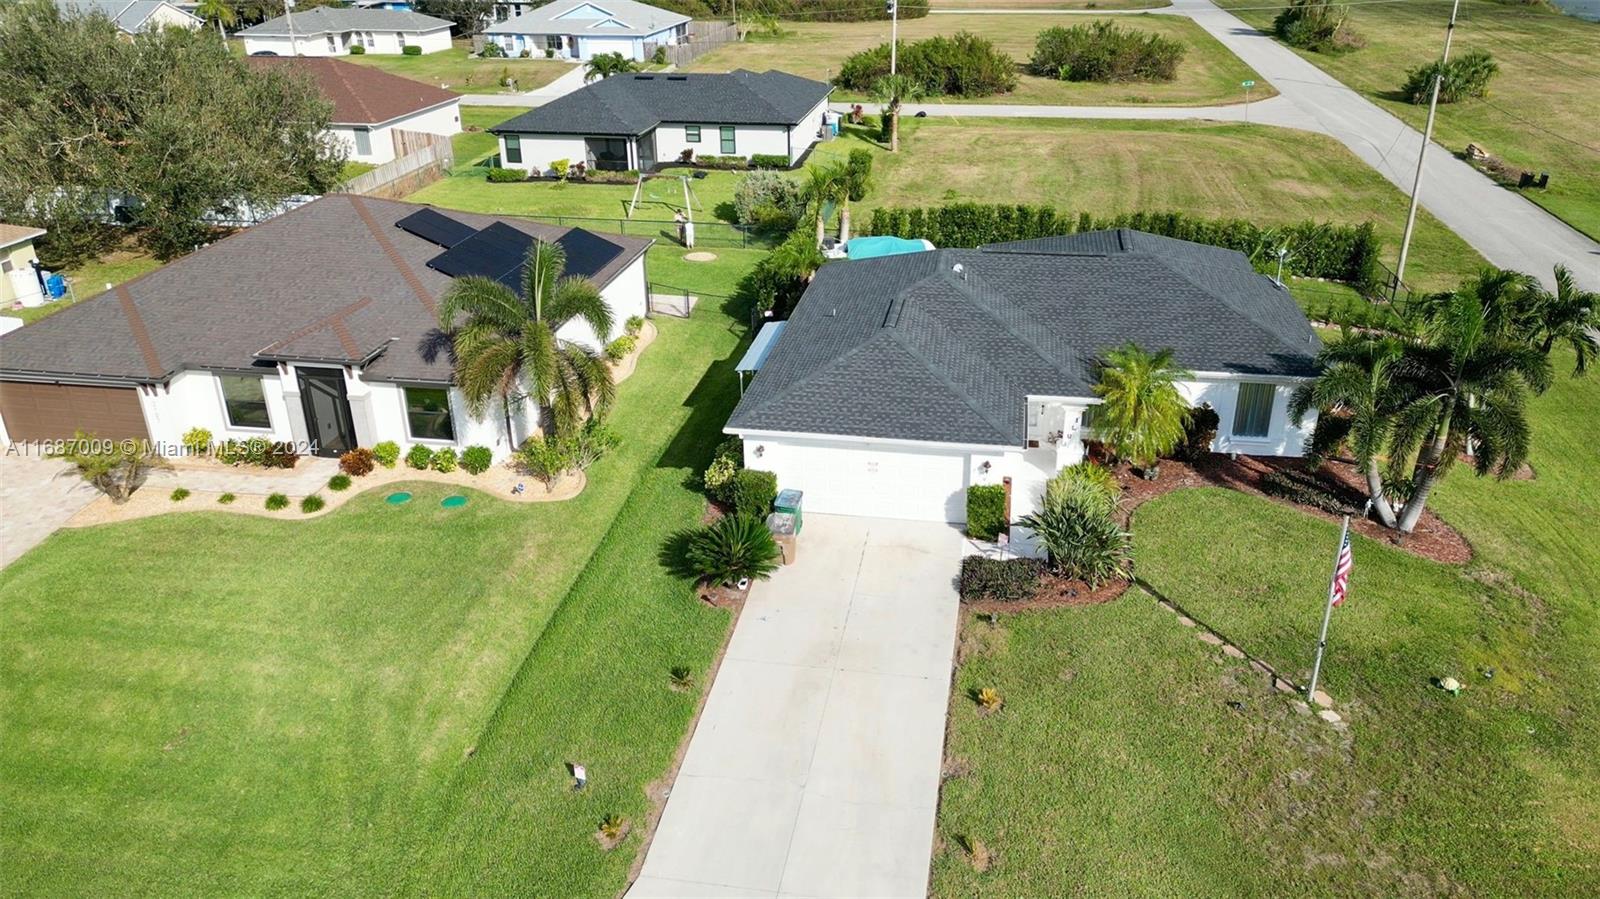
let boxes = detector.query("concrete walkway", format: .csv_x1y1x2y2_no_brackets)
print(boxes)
628,514,963,898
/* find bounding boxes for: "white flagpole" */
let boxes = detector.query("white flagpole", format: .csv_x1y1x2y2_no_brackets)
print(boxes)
1306,514,1350,703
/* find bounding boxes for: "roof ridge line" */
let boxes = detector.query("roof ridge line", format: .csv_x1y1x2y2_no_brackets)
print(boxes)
326,58,376,125
115,284,167,379
347,194,438,317
1151,255,1313,359
934,260,1084,389
883,326,1018,446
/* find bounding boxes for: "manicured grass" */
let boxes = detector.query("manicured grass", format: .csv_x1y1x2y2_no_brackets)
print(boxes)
0,256,759,895
453,105,532,166
935,0,1170,8
340,160,377,181
9,247,163,326
936,351,1600,896
1218,0,1600,240
343,41,570,94
688,13,1273,106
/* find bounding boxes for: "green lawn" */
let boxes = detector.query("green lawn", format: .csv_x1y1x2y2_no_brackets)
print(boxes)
688,13,1272,107
9,247,163,326
1217,0,1600,240
936,351,1600,896
453,105,532,166
934,0,1170,8
343,40,570,95
340,160,377,181
0,248,758,895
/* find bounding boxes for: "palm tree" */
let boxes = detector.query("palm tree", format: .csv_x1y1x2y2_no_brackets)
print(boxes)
436,240,615,441
1290,332,1407,528
196,0,236,38
803,161,849,249
584,51,640,82
1520,264,1599,374
1093,342,1193,476
837,155,872,243
870,73,925,153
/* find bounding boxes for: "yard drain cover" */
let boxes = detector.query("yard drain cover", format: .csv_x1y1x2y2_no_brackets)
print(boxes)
441,494,468,508
385,492,412,505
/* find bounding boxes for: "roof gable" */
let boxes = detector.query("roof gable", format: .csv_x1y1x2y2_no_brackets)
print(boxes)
555,3,612,19
488,70,831,136
245,56,459,125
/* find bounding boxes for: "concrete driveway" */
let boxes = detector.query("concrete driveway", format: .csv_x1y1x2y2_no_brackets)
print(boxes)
629,514,963,898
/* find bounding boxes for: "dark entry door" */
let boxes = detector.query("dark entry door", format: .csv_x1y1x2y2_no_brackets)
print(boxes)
297,368,356,457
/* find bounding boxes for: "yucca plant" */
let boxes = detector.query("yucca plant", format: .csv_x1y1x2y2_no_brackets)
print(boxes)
687,514,781,586
1018,488,1131,588
1043,461,1119,517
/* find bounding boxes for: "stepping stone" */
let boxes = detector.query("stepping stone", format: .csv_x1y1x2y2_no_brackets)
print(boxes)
1292,701,1311,716
1197,632,1224,646
1311,689,1333,707
1273,678,1297,695
1176,615,1196,628
1221,644,1245,659
1317,709,1343,724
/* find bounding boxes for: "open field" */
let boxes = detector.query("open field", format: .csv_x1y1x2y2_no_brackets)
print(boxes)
936,352,1600,895
0,248,757,896
934,0,1170,7
343,41,570,95
687,13,1273,106
1218,0,1600,240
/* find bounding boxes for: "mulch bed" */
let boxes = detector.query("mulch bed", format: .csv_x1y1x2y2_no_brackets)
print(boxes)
963,574,1129,614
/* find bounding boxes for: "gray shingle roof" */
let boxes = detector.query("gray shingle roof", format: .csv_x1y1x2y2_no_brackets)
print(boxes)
484,0,690,37
490,70,831,136
727,230,1322,447
0,196,651,385
55,0,197,33
238,7,452,37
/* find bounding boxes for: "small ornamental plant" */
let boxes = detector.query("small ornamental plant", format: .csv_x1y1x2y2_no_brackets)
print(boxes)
265,493,290,511
328,474,352,492
170,487,191,502
300,494,325,514
975,687,1003,712
460,445,493,475
373,441,401,468
218,492,236,505
406,444,435,470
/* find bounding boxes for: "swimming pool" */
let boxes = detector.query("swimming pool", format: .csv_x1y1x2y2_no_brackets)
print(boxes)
845,236,935,260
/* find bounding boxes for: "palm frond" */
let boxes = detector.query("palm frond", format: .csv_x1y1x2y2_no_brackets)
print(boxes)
547,275,613,338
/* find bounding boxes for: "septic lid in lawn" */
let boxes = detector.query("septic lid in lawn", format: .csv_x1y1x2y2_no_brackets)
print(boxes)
441,494,468,508
684,251,718,262
385,491,412,505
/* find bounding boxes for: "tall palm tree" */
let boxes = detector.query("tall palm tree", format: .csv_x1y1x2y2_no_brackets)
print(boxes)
584,51,639,82
1093,342,1193,475
1290,332,1408,528
803,161,849,249
871,73,925,153
1520,264,1599,373
196,0,236,38
436,240,615,441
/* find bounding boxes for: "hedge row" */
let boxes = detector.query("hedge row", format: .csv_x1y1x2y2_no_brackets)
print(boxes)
654,0,929,20
866,204,1382,289
834,31,1018,97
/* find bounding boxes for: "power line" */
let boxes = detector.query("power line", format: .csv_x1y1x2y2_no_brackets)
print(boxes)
1474,101,1600,154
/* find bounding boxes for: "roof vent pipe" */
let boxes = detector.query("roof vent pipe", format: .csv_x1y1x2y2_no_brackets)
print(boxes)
952,263,966,281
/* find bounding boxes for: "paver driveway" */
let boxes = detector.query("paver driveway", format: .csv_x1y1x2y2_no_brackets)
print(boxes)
629,514,964,898
0,452,101,570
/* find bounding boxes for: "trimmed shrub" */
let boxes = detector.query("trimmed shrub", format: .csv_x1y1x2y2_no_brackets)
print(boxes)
218,492,236,504
1274,0,1363,53
461,445,493,475
731,468,778,517
835,31,1018,97
348,44,366,55
487,167,527,183
1018,491,1131,587
170,487,191,502
703,436,743,504
1044,461,1120,516
328,473,352,492
406,444,435,470
300,494,326,513
605,334,637,362
733,170,806,232
181,427,212,456
965,484,1008,541
624,315,645,336
694,154,750,170
265,493,290,511
217,437,299,469
750,153,791,170
401,44,422,56
958,555,1045,603
373,440,401,468
431,447,458,473
516,421,618,490
651,44,667,65
340,447,376,476
1402,49,1497,104
687,514,781,586
1030,21,1185,83
1175,404,1220,462
480,40,505,58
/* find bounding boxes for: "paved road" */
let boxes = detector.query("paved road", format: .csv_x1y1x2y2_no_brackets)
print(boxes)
628,515,963,898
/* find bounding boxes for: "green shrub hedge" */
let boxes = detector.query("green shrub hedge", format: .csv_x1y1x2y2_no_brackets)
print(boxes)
1030,21,1185,83
401,45,422,56
834,31,1017,98
406,444,434,470
958,555,1044,603
461,445,493,475
732,468,778,517
1402,49,1497,105
965,484,1008,541
867,204,1383,290
487,167,527,183
749,153,791,170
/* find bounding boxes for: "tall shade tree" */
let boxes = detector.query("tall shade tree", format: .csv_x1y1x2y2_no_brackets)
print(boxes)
803,161,849,249
436,241,616,440
194,0,236,37
1092,342,1193,474
1290,333,1407,528
870,73,925,153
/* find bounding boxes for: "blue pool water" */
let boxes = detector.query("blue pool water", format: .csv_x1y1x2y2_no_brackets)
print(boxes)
846,236,933,260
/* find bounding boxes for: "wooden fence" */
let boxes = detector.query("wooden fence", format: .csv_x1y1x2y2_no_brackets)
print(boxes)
341,134,455,199
646,20,738,67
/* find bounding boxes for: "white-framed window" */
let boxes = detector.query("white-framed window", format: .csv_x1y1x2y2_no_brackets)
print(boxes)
503,134,522,164
353,128,372,156
219,375,272,430
720,125,736,155
685,124,701,143
326,34,337,52
1232,382,1275,439
404,386,456,442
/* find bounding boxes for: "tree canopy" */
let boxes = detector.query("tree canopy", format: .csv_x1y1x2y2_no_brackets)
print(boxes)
0,0,345,264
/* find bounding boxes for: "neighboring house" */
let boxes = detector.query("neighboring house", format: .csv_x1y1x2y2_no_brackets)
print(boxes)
0,224,47,309
483,0,690,61
725,230,1322,530
491,70,831,173
55,0,201,33
0,196,651,458
246,57,462,165
238,8,453,57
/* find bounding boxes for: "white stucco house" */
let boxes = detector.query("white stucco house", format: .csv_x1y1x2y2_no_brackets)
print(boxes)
725,230,1323,536
246,57,461,166
482,0,690,60
0,197,651,459
489,70,832,173
55,0,201,34
238,7,453,57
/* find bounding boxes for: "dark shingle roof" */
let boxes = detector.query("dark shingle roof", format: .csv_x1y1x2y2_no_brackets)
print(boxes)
0,196,650,385
245,57,459,126
489,70,831,137
727,230,1322,447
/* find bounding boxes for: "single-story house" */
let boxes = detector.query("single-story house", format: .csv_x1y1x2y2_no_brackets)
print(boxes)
490,70,832,173
483,0,689,61
725,230,1323,531
55,0,201,34
0,196,651,459
0,224,48,309
238,8,453,57
246,57,461,165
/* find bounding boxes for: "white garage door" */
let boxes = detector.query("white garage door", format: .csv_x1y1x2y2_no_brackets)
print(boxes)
782,442,969,523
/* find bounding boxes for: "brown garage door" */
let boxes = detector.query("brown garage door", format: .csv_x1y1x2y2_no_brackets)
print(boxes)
0,381,149,442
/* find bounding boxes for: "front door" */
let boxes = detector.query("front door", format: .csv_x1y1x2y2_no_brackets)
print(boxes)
297,368,356,457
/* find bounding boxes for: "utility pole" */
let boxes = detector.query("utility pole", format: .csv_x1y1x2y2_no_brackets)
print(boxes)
888,0,898,76
284,0,297,55
1393,0,1461,298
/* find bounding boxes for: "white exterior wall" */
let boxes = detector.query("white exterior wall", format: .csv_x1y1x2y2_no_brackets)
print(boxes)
789,95,830,163
1180,375,1315,457
554,253,647,350
337,101,463,165
142,4,201,31
136,369,296,451
652,122,790,164
499,133,587,173
242,26,449,57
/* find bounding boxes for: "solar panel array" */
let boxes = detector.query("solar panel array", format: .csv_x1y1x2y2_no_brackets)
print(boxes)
556,228,625,280
420,219,626,297
394,208,476,249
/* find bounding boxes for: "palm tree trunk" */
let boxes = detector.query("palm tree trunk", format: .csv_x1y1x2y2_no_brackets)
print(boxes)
502,390,516,448
839,200,851,243
889,102,900,153
815,206,826,249
1363,458,1398,528
216,19,224,39
1396,403,1454,534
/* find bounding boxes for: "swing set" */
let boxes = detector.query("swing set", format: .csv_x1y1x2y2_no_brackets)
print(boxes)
626,172,704,246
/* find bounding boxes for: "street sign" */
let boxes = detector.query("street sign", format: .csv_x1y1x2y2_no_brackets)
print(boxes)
1241,80,1256,88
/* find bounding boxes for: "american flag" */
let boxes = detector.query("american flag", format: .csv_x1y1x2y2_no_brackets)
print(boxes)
1329,529,1354,607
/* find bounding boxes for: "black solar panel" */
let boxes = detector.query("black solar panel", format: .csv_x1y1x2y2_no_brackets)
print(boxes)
556,228,624,280
426,224,624,296
395,208,476,249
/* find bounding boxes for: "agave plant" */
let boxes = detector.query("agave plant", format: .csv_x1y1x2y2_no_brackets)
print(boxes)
975,687,1003,711
687,514,781,586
